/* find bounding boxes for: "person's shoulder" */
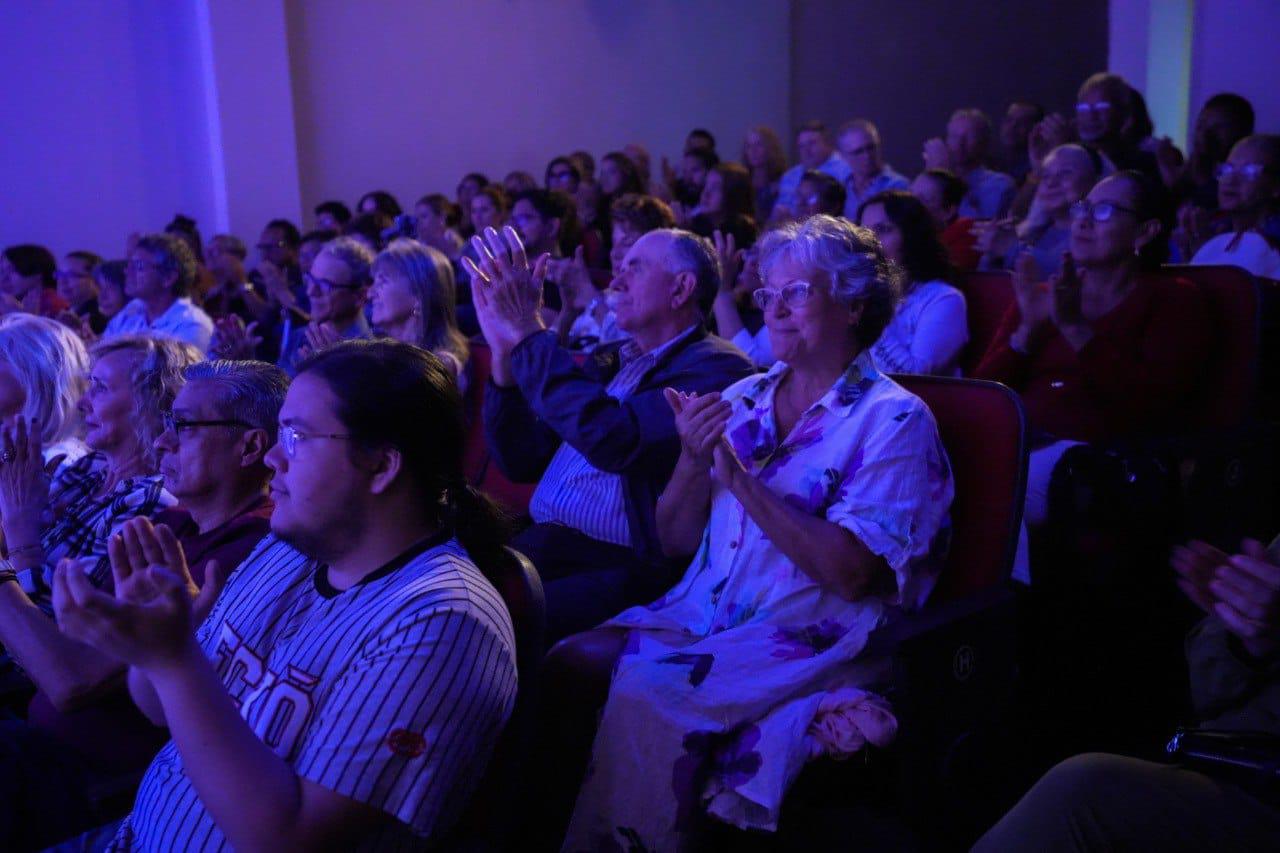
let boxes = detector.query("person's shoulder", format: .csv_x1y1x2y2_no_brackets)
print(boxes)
678,331,755,367
865,372,942,436
384,541,513,633
913,278,965,302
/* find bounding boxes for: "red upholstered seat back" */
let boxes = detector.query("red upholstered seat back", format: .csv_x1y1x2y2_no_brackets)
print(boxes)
1161,265,1259,429
892,375,1027,603
955,271,1015,375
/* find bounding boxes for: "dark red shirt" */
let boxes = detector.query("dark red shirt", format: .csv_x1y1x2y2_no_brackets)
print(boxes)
27,496,274,770
942,217,981,272
973,273,1210,443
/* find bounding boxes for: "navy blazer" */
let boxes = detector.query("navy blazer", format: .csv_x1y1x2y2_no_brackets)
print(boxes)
484,326,755,562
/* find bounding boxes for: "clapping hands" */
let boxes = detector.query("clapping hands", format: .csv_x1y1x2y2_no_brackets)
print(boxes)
464,226,550,355
1173,538,1280,658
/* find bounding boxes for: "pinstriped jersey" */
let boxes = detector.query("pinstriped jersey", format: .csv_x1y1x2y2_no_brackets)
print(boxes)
111,533,517,851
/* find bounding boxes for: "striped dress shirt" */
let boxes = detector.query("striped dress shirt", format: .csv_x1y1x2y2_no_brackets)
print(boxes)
528,325,697,547
111,533,516,851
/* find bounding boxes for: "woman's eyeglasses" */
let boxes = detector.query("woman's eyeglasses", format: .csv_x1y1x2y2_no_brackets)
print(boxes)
753,280,815,311
1068,200,1140,223
1214,162,1268,182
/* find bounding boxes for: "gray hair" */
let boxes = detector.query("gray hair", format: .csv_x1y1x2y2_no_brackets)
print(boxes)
837,118,881,148
0,314,89,447
183,360,290,434
134,232,199,298
652,228,720,317
321,236,376,287
758,214,902,348
949,108,994,147
372,239,468,365
89,335,202,469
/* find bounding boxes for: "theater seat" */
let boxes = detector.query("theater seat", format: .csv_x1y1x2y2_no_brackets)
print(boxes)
442,546,546,850
534,375,1028,848
462,341,537,517
954,271,1014,375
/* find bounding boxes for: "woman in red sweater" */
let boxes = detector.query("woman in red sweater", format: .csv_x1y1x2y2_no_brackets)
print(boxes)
974,170,1210,582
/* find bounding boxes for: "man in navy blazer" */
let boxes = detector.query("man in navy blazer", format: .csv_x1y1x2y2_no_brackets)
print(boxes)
470,225,754,640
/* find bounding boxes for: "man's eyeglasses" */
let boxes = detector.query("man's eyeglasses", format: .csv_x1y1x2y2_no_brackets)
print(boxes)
1075,101,1112,115
304,272,363,294
162,412,250,436
1069,200,1140,223
753,280,816,312
1214,162,1268,182
277,424,357,458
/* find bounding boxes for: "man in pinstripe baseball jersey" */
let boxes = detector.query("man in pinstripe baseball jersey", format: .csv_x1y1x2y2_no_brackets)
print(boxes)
54,340,517,850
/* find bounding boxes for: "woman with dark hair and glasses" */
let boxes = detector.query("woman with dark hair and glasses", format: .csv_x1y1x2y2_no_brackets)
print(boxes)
1189,134,1280,277
858,190,968,376
974,171,1211,582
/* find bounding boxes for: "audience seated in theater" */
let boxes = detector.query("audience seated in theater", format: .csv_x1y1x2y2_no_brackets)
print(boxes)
772,119,852,221
923,108,1017,219
0,335,198,612
569,150,596,184
910,168,982,271
457,185,511,301
742,124,787,221
313,199,352,233
356,189,402,219
93,259,128,329
0,360,284,851
561,214,953,850
413,193,466,261
214,218,308,363
504,170,538,196
859,190,969,375
470,225,753,641
672,148,719,213
456,172,490,238
688,162,760,250
297,228,335,277
164,215,215,302
103,234,215,354
975,533,1280,851
838,118,909,220
203,234,268,326
511,188,577,261
370,238,470,390
0,314,90,467
999,100,1045,185
342,211,391,253
1070,72,1161,180
53,340,517,850
552,193,676,351
794,169,847,220
685,128,717,156
598,152,646,233
1167,93,1255,212
546,155,581,196
622,143,654,194
973,171,1210,582
977,143,1101,279
55,250,108,335
0,244,69,318
1189,135,1280,277
278,237,375,375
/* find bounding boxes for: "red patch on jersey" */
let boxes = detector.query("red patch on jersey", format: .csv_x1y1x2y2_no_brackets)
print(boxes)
386,728,427,758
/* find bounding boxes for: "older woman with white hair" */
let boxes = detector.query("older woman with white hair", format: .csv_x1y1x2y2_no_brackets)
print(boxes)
0,335,200,606
563,215,955,850
0,314,91,467
369,238,471,391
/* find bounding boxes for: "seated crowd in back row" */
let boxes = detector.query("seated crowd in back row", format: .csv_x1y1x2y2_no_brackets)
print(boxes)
0,68,1277,851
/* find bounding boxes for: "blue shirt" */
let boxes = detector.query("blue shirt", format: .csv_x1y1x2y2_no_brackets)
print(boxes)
843,164,910,220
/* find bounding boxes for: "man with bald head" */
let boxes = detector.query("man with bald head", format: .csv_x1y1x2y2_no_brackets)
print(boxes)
472,225,753,639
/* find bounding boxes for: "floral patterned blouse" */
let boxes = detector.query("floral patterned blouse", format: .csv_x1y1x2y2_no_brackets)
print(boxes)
564,350,954,851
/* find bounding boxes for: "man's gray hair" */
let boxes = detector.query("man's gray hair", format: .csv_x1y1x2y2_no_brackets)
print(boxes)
134,232,199,297
653,228,719,316
183,360,290,434
321,236,376,287
758,214,902,347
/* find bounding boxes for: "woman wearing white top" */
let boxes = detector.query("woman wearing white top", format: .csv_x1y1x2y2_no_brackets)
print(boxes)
0,314,91,468
368,238,471,393
1191,134,1280,277
858,190,969,375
